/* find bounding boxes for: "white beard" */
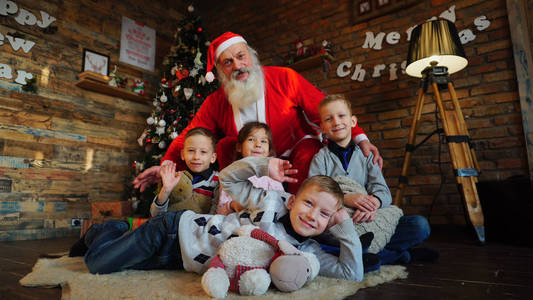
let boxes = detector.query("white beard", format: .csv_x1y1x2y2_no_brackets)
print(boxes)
217,58,265,110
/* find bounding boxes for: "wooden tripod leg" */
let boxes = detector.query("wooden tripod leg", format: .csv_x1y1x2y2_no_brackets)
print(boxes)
432,83,485,243
394,87,426,206
448,82,481,172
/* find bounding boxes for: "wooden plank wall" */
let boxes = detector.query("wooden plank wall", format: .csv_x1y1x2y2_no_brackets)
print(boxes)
0,0,183,240
506,0,533,182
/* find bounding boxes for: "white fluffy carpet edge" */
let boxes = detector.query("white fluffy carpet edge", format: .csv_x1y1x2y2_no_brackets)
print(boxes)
20,256,408,300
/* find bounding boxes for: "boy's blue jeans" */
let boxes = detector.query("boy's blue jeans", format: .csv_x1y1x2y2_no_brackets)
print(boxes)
377,215,431,264
84,211,184,274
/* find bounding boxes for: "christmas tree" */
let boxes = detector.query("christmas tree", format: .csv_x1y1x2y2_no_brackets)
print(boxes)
130,5,219,216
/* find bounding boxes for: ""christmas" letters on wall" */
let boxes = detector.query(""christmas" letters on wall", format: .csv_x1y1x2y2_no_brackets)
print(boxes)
336,5,491,82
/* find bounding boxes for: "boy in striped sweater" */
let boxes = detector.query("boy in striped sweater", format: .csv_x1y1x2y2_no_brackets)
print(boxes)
150,127,219,216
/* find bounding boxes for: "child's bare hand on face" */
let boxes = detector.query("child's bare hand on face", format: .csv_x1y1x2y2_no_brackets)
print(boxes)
327,207,350,231
268,158,298,183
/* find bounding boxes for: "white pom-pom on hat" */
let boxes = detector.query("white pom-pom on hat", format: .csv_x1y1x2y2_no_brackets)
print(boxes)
205,72,215,83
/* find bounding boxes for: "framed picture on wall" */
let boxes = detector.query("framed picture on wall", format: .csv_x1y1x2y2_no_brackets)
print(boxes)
82,49,110,76
376,0,391,8
354,0,418,24
358,0,372,15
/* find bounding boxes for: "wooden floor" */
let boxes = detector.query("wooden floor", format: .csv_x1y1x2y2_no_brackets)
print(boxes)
1,225,532,300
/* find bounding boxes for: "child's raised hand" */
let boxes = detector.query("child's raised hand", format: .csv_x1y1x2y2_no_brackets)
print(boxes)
160,162,182,194
267,158,298,183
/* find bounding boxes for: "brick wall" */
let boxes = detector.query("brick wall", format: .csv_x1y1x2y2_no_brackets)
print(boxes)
0,0,182,240
198,0,528,224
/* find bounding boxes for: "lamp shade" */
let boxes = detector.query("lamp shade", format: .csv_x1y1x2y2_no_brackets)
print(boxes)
406,19,467,77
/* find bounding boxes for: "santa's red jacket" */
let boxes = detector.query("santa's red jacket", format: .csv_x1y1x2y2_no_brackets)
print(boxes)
162,66,364,167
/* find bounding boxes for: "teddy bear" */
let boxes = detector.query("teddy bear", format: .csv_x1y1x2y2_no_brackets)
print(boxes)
164,171,213,214
201,225,320,298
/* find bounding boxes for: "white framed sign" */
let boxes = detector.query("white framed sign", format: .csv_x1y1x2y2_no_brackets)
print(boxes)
119,16,156,72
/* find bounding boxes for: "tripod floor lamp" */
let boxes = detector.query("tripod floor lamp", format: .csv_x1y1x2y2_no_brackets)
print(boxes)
394,19,485,243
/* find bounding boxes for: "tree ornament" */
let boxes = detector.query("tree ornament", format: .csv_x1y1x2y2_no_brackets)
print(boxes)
197,27,203,32
146,138,152,143
183,88,193,100
176,67,189,80
161,78,169,88
147,116,155,125
173,120,178,126
187,5,194,12
137,129,148,147
194,51,203,67
158,119,167,127
189,67,199,77
158,141,166,149
153,100,159,107
132,79,146,95
160,93,168,102
170,131,178,139
199,75,207,85
156,126,165,135
196,93,201,98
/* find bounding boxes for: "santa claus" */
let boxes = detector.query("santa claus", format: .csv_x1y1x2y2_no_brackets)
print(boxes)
134,32,382,194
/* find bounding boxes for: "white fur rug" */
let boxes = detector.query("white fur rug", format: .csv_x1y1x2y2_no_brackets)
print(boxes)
20,256,407,300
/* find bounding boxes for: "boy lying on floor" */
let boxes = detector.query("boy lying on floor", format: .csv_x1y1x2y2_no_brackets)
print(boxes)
70,156,367,282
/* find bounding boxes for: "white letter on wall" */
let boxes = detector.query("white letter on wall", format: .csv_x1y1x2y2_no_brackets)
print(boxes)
0,0,18,16
439,5,456,23
336,61,352,77
351,64,366,82
15,70,33,84
0,63,13,79
401,60,407,75
14,8,37,26
389,63,398,81
36,11,56,28
6,35,36,53
372,64,386,78
406,25,417,41
474,16,490,31
459,29,476,44
386,32,401,45
362,32,386,50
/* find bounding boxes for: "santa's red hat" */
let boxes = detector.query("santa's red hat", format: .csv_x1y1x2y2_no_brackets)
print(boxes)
205,32,247,82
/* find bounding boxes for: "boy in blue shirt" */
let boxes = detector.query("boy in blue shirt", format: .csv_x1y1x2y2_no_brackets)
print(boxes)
309,94,438,264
